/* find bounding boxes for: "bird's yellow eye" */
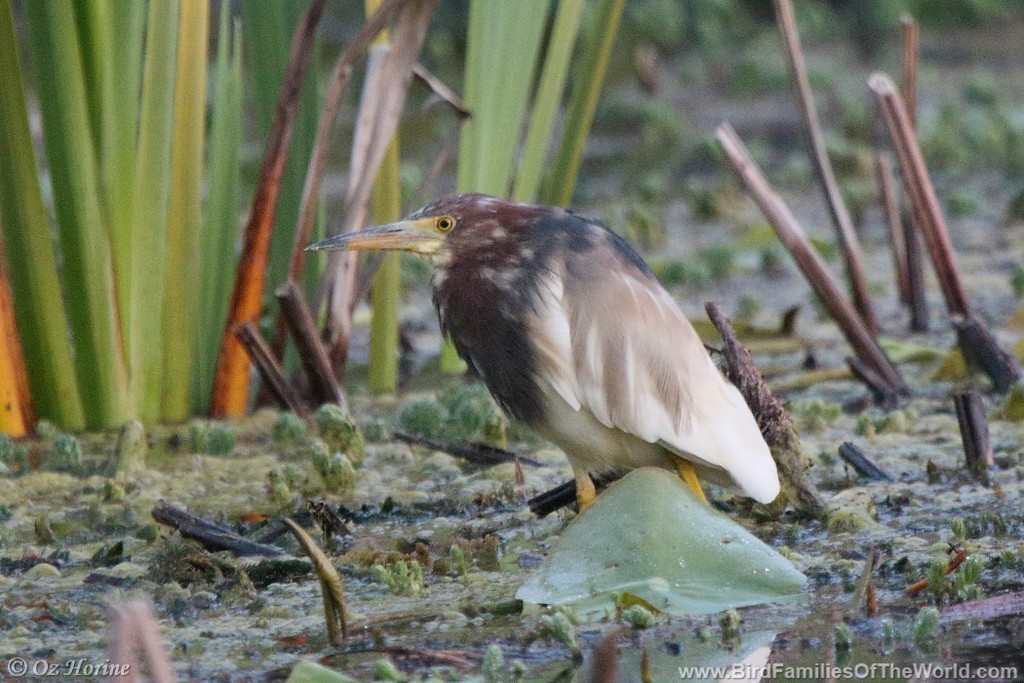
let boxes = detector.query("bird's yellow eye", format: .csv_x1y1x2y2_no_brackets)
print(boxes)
436,216,456,232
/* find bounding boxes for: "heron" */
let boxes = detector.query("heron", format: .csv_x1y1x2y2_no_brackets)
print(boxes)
309,193,780,509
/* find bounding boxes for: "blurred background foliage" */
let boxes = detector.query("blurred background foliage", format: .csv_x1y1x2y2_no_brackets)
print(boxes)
2,0,1024,434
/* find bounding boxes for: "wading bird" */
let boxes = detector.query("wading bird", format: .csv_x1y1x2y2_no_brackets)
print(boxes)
309,194,780,509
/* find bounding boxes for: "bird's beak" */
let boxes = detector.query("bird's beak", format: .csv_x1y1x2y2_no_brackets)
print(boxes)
306,218,445,255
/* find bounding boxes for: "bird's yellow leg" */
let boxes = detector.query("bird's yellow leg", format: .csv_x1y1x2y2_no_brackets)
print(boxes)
572,465,597,511
676,459,708,503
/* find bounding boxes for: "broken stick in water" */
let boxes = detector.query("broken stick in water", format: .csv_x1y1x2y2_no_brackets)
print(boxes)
953,390,993,485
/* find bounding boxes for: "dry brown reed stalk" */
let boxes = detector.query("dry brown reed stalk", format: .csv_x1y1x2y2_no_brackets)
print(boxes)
706,302,825,518
106,598,176,683
954,390,993,484
317,0,437,372
898,14,930,332
876,152,910,303
268,0,420,362
275,280,346,410
773,0,878,336
900,16,919,124
870,73,1023,390
235,322,308,417
210,0,326,417
283,518,348,644
715,122,906,397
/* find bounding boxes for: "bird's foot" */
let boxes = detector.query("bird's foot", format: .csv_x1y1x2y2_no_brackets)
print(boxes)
676,460,708,503
573,467,597,511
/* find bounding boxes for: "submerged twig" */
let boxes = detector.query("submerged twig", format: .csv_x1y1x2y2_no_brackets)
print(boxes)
849,548,881,617
152,501,286,557
837,442,894,483
954,319,1024,393
942,591,1024,622
235,322,308,417
715,123,906,397
393,431,542,467
847,356,901,409
283,518,348,644
773,0,877,335
329,645,479,669
953,390,992,485
276,281,346,411
528,471,624,518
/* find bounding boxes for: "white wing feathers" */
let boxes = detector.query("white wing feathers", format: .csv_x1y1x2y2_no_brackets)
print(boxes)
531,268,780,504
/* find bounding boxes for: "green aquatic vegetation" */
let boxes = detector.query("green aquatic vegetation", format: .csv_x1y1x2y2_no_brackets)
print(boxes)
285,660,358,683
518,469,806,618
102,480,125,503
952,556,985,601
719,608,741,640
995,381,1024,421
439,382,496,438
272,412,308,444
685,184,721,221
398,384,507,444
913,606,941,652
316,404,364,463
951,518,968,543
35,419,59,440
46,433,83,473
927,558,949,602
310,440,356,493
360,417,391,444
1010,265,1024,298
449,544,470,575
206,424,236,456
855,409,913,437
188,419,236,455
34,515,56,545
834,623,853,651
0,434,26,474
621,603,655,629
397,400,448,440
188,420,211,452
266,469,292,505
791,400,842,434
946,189,980,217
649,257,710,289
373,560,424,596
481,644,504,682
698,244,735,281
114,420,147,477
539,610,579,653
373,658,406,682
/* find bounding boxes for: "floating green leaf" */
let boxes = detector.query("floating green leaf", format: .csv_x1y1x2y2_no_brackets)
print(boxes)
517,468,806,618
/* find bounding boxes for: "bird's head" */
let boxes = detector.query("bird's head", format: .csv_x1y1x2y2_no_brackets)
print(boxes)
307,193,523,261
